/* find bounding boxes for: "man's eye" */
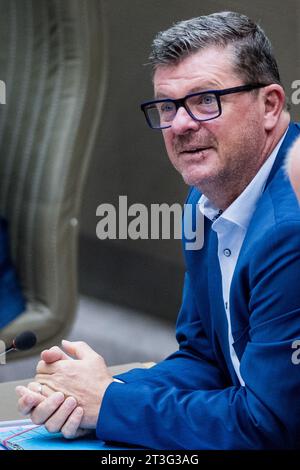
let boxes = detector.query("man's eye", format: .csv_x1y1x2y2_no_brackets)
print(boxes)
160,103,174,113
200,95,214,105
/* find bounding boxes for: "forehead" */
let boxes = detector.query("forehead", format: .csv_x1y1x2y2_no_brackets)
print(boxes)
153,45,238,97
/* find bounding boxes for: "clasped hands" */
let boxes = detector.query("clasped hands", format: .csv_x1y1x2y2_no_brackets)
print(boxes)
15,340,113,439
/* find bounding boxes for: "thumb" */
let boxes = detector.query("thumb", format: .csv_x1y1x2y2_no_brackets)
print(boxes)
41,346,70,364
62,340,98,360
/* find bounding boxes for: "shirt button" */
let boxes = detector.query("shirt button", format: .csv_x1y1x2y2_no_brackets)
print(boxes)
223,248,231,257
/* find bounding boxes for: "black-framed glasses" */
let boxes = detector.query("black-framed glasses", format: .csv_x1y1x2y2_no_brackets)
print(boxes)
141,83,269,130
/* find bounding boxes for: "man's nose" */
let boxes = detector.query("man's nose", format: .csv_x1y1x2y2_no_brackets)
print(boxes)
171,106,200,135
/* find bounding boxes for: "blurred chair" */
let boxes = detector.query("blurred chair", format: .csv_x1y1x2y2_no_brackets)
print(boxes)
0,0,107,357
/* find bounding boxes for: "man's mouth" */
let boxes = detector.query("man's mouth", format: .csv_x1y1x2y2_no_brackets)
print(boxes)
180,146,212,155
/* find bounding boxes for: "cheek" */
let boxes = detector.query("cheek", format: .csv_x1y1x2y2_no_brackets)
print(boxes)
162,131,175,159
162,129,171,145
214,116,259,155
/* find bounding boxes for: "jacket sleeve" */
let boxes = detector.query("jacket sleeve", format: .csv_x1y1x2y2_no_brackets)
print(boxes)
97,221,300,449
111,271,229,391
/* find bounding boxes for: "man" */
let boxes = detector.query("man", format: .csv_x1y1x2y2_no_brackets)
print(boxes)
16,11,300,449
286,137,300,201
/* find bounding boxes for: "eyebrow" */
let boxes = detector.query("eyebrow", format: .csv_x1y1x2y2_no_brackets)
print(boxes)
154,84,221,100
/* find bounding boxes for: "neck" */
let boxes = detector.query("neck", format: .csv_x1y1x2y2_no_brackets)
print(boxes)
198,114,290,211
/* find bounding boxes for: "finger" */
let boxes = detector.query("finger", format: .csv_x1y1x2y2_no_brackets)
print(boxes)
15,385,29,398
34,374,61,393
61,407,84,439
27,382,55,397
27,382,43,393
41,346,71,364
36,359,57,375
30,392,65,425
62,340,99,360
17,390,44,416
44,396,78,433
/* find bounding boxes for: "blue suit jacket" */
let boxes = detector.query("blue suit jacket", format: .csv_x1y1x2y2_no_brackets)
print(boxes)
98,122,300,449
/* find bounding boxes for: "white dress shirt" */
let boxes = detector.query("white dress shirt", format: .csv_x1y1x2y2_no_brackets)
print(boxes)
198,131,287,385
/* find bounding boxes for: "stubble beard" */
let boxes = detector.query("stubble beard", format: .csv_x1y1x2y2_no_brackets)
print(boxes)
174,122,266,208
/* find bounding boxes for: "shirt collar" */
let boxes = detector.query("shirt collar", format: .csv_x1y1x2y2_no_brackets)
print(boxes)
199,128,288,231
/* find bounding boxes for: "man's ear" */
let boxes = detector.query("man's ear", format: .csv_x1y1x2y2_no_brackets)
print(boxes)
263,84,286,131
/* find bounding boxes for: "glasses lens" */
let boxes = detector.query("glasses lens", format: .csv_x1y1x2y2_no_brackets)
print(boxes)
186,93,219,120
146,101,176,128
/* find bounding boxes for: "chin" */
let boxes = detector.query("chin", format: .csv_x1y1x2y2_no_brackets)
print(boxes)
181,169,211,187
178,157,218,187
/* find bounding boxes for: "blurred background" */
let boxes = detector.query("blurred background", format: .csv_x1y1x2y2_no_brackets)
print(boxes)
80,0,300,320
0,0,299,381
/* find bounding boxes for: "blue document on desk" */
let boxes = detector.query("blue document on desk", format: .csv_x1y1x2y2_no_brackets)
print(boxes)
0,421,139,450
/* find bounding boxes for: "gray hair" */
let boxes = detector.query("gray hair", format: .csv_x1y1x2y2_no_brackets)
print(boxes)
149,11,282,86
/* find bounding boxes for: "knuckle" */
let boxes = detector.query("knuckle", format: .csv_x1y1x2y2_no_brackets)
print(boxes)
31,413,43,425
45,421,58,434
27,382,40,392
17,401,27,415
24,395,34,406
66,396,77,408
54,362,64,374
62,413,81,439
36,360,45,371
95,354,105,365
27,382,36,388
62,427,75,439
42,385,53,397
